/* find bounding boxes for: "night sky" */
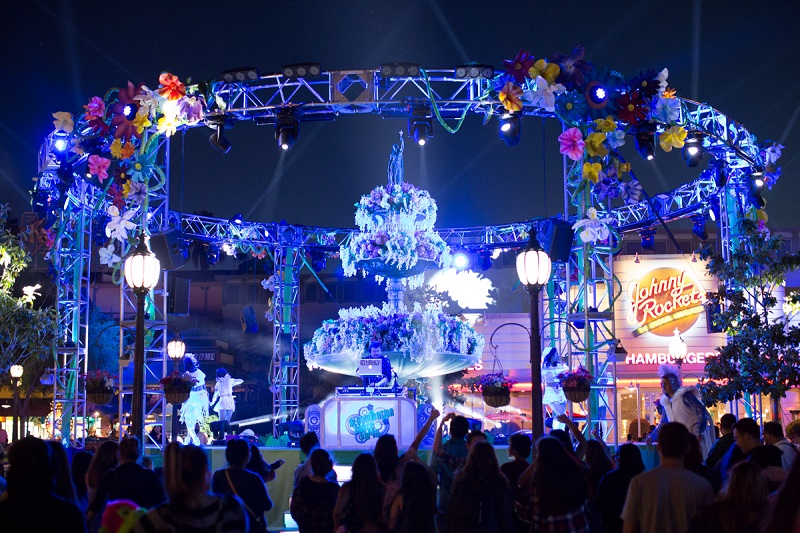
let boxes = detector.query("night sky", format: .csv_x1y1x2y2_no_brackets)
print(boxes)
2,1,799,232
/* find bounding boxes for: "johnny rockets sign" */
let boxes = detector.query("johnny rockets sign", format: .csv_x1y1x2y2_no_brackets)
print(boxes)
626,267,706,337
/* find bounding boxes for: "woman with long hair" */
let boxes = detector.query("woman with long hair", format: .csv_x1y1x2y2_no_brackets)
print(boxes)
688,460,768,533
71,450,93,514
387,461,436,533
761,454,800,532
593,443,645,533
447,440,513,533
529,436,589,532
133,442,248,532
85,440,118,517
333,453,387,533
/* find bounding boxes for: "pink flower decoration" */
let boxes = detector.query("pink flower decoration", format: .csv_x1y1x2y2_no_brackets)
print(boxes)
558,127,585,161
88,155,111,182
83,96,106,121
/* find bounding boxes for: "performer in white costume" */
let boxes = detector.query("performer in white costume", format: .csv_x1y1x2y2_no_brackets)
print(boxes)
211,368,243,424
179,354,209,445
542,348,568,431
656,363,716,459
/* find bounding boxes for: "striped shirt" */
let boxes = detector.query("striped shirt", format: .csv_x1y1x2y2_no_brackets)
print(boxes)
133,494,249,533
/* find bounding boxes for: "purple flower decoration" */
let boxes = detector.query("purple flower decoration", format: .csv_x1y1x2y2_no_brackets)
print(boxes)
551,45,593,90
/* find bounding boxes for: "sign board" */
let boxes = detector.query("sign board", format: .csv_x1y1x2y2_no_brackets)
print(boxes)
320,396,417,449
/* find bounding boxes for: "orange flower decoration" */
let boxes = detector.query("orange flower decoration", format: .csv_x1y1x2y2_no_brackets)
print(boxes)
499,81,523,113
157,72,186,101
661,87,677,99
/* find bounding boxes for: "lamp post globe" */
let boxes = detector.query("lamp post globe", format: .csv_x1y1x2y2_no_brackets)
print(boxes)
166,336,185,443
668,327,688,365
10,364,23,442
516,232,552,441
124,237,160,446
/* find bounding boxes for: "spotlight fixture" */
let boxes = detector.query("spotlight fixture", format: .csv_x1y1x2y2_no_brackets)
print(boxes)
691,214,708,241
281,63,321,79
310,251,327,272
221,67,260,83
708,159,728,187
634,124,656,161
205,246,220,266
499,112,521,146
750,170,765,189
639,228,656,250
231,213,244,225
682,132,704,167
454,64,495,79
207,118,231,154
408,109,433,146
584,81,609,109
53,136,68,153
479,250,493,271
275,108,299,151
379,62,421,79
452,251,470,270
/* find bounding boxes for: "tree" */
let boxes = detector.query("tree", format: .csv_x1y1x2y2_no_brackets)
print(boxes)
698,218,800,415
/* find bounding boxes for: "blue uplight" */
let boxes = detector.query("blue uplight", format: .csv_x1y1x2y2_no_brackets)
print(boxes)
452,252,469,270
54,139,67,152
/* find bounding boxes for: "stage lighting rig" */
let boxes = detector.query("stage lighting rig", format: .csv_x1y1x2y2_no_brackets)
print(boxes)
207,117,231,154
452,251,470,270
221,67,260,83
408,107,433,146
379,62,421,79
639,227,656,250
499,112,521,146
691,214,708,241
282,63,321,79
275,108,299,151
682,131,704,167
634,124,656,161
454,64,495,79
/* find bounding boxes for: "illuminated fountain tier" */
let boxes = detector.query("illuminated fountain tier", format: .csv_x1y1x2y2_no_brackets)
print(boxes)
304,135,483,381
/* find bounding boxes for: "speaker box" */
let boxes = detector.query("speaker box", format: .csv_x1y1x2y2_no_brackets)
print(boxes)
168,276,190,315
539,218,574,263
241,306,258,333
149,230,185,271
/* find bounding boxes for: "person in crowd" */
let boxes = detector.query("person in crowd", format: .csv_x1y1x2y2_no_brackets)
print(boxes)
87,437,165,525
732,418,782,470
705,413,736,469
373,408,439,521
211,438,272,532
85,439,119,527
332,453,386,533
290,448,340,533
48,440,79,506
552,413,589,459
622,422,714,533
500,433,532,533
294,431,336,487
141,456,153,470
148,425,162,444
387,461,437,533
655,364,716,459
71,450,94,514
0,422,7,445
133,442,249,532
245,442,284,484
761,451,800,532
785,418,800,446
584,438,614,531
431,412,470,531
465,429,488,448
687,460,768,533
520,436,589,533
0,436,86,532
762,420,798,471
594,443,645,533
685,435,722,493
448,440,513,533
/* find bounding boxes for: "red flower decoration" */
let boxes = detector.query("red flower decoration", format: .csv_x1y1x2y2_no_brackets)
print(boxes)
502,49,536,84
616,90,648,125
110,81,143,141
108,183,126,209
157,72,186,101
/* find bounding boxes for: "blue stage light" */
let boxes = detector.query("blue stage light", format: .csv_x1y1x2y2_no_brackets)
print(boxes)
231,213,244,225
53,138,67,152
452,252,470,270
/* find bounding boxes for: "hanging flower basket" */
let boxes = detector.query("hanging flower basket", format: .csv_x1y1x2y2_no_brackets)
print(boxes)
165,391,191,405
87,391,114,405
562,385,591,403
483,389,511,408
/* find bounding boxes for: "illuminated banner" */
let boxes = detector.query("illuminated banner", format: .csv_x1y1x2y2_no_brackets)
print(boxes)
626,267,706,337
624,351,712,366
321,396,417,449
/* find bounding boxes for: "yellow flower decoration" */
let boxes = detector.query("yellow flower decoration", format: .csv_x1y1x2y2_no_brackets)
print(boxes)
528,59,560,85
619,162,631,173
52,112,74,133
122,180,133,198
582,162,602,184
133,112,152,134
593,116,617,133
157,115,178,137
756,209,768,222
662,87,677,99
110,139,124,159
499,81,523,112
585,132,609,158
659,126,687,152
121,142,136,160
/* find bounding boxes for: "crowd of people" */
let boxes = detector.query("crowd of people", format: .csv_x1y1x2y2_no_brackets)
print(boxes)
0,407,799,533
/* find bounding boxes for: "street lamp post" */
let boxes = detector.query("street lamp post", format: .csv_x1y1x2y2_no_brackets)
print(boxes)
167,336,186,443
516,232,552,441
124,237,161,446
668,327,688,367
10,365,23,442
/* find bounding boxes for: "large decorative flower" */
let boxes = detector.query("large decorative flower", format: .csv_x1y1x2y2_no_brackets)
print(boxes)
499,81,524,113
127,150,156,183
764,143,784,165
616,90,648,125
110,81,143,141
551,45,593,90
105,205,136,242
593,176,621,201
503,49,536,84
52,112,74,133
527,76,565,112
110,139,124,160
582,68,624,119
621,178,643,204
584,132,609,158
123,180,147,204
572,208,611,244
628,69,660,99
83,96,106,121
582,162,604,184
157,72,186,101
88,155,111,183
558,127,585,161
593,117,617,133
652,96,680,124
659,126,687,152
528,59,560,86
606,129,625,149
178,95,205,125
108,183,126,209
133,111,152,135
555,92,589,124
99,243,121,266
133,86,160,118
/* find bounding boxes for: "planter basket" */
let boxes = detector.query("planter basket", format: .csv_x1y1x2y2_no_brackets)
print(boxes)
165,391,191,405
87,391,114,405
563,385,591,403
482,390,511,408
